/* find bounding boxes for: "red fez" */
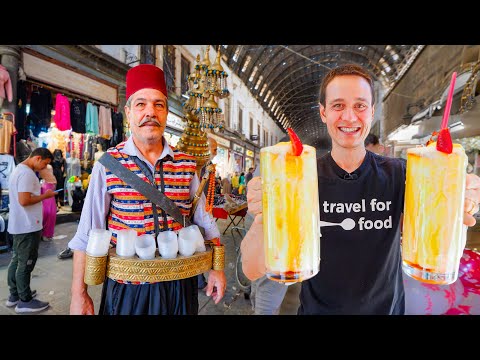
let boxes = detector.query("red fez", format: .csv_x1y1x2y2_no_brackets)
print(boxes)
126,64,168,100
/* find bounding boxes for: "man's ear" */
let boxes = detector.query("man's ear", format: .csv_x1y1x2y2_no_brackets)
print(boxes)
319,103,327,124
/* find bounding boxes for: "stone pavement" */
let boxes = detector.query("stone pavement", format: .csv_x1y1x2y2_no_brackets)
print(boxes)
0,213,300,315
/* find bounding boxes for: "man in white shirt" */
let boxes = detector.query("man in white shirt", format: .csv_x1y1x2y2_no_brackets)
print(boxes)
6,147,56,313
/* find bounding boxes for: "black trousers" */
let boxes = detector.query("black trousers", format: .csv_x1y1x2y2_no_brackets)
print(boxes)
7,230,42,301
99,276,199,315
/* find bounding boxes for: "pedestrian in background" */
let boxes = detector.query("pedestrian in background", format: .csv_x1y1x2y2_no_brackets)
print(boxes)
231,172,239,194
38,164,57,242
6,147,55,314
238,172,246,195
221,174,232,195
245,167,254,185
364,133,385,155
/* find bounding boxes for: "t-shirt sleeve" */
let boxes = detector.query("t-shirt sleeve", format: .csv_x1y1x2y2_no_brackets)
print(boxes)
400,157,407,177
17,171,37,193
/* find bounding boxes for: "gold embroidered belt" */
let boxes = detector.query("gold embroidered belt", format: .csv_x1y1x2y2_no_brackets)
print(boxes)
84,244,225,285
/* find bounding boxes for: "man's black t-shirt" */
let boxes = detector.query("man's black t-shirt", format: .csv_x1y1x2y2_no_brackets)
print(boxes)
298,151,407,315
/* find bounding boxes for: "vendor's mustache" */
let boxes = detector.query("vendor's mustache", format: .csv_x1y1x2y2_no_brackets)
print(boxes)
139,117,162,127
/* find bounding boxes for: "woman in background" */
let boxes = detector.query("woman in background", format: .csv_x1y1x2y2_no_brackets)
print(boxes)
38,164,57,242
238,172,246,195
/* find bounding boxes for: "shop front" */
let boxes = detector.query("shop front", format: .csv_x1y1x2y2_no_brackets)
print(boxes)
230,143,245,174
14,49,126,211
164,111,185,147
207,133,230,179
245,148,254,172
255,152,261,170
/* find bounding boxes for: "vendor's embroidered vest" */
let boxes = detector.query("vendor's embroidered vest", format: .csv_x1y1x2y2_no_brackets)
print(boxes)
105,142,196,244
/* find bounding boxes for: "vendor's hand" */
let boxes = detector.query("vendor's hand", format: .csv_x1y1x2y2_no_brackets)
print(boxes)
463,173,480,227
247,176,262,216
70,291,95,315
206,269,227,304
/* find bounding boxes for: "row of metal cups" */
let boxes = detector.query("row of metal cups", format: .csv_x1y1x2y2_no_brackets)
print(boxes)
85,225,206,260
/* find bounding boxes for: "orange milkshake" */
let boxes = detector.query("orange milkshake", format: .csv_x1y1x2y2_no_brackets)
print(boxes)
402,141,467,284
260,141,321,283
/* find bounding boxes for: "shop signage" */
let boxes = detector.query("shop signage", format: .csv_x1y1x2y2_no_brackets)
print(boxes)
208,133,230,148
246,149,254,157
23,52,118,105
167,112,186,130
233,144,245,154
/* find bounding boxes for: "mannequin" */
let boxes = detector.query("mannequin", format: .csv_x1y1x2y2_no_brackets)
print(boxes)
51,149,66,208
94,142,105,162
65,151,82,207
67,150,81,178
83,150,90,169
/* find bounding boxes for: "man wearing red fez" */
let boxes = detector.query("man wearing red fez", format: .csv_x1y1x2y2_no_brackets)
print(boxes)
68,64,226,315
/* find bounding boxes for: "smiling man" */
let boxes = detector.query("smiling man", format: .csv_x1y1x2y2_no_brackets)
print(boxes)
67,64,226,315
243,63,480,315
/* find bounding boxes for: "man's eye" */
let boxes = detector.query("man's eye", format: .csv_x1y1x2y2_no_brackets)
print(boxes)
332,104,343,109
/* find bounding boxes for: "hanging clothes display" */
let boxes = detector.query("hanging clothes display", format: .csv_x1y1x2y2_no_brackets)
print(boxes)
86,102,99,134
0,116,17,154
98,105,113,138
70,132,84,159
15,80,28,140
28,86,52,137
83,133,95,161
54,93,71,131
110,110,124,147
46,126,69,156
0,154,15,190
0,65,13,107
70,98,86,133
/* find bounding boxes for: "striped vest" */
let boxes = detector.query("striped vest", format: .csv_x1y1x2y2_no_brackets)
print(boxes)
105,142,197,244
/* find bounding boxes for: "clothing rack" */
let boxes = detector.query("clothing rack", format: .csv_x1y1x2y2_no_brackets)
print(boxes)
1,112,16,158
26,78,118,109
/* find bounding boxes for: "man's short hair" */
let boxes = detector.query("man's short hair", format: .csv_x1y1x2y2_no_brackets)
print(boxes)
319,63,375,106
365,134,380,147
29,147,54,161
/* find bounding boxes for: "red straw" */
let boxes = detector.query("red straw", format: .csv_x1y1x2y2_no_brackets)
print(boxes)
440,72,457,130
